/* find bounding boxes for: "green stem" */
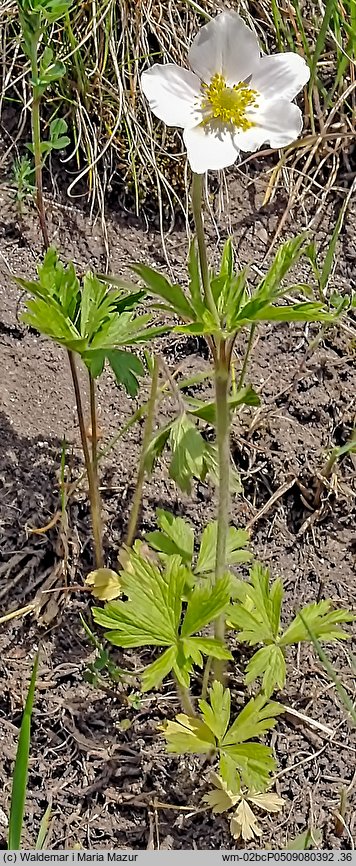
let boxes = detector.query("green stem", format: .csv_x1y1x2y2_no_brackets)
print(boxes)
30,38,49,250
89,372,99,470
68,352,103,568
237,323,256,391
191,173,218,322
213,349,231,681
201,655,212,700
174,674,196,716
88,372,104,565
126,355,160,547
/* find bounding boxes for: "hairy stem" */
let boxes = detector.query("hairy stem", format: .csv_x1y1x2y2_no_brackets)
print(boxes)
201,656,212,700
213,349,231,681
126,356,159,547
191,173,218,322
69,353,103,568
30,39,49,250
174,675,196,716
237,323,256,391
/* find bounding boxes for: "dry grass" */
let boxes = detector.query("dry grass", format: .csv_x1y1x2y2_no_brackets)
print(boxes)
0,0,354,226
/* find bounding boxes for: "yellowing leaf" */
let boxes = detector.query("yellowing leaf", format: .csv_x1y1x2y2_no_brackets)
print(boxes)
230,799,263,841
248,792,285,813
85,568,121,601
162,714,215,754
203,773,240,814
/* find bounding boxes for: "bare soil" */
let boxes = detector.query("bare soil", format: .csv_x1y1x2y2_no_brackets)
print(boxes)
0,165,355,849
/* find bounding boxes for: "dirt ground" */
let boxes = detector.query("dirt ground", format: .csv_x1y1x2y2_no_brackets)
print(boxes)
0,157,355,849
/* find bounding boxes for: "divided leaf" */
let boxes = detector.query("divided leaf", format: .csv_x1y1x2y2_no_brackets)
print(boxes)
133,263,195,319
93,553,185,648
162,684,281,794
163,715,216,755
196,524,251,575
280,601,354,646
229,562,283,643
145,509,194,565
181,575,231,637
244,645,286,695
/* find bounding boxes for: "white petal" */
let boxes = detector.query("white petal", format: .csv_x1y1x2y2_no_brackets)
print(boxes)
235,99,304,151
188,11,260,87
183,122,239,173
250,53,310,100
141,64,201,128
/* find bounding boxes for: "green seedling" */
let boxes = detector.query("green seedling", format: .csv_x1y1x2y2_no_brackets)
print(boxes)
228,562,354,696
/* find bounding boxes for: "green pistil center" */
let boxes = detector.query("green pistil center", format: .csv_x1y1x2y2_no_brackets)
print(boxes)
202,73,258,130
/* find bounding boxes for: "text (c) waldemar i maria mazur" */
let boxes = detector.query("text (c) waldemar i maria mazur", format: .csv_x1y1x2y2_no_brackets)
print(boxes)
19,854,139,862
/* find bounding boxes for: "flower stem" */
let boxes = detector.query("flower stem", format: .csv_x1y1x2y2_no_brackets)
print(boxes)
30,39,49,250
174,674,196,716
126,355,159,547
213,348,231,682
191,172,218,322
237,323,256,391
68,352,103,568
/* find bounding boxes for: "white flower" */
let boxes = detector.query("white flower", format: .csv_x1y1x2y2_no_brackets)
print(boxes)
141,11,310,174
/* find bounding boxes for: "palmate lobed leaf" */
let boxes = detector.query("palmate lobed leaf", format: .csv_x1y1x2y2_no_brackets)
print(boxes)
145,509,194,565
162,715,216,755
132,263,195,319
244,644,287,695
222,694,283,746
187,385,260,424
162,684,280,793
93,553,185,648
198,681,231,742
229,562,283,643
181,574,231,637
196,523,250,575
222,742,277,792
280,600,355,646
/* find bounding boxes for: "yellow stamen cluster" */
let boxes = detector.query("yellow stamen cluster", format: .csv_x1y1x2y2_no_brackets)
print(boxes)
201,73,258,130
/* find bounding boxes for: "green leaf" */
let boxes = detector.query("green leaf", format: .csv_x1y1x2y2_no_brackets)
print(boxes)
169,414,207,494
195,523,251,575
187,385,260,424
222,694,283,745
107,349,144,397
145,509,194,565
244,644,286,695
256,235,307,301
222,742,276,792
228,563,282,643
141,646,178,691
133,263,194,319
286,828,323,851
93,552,185,648
8,653,38,849
82,349,105,379
228,603,273,646
162,714,216,754
181,574,231,637
144,423,171,475
184,636,232,661
280,601,354,646
245,301,335,324
198,681,231,741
